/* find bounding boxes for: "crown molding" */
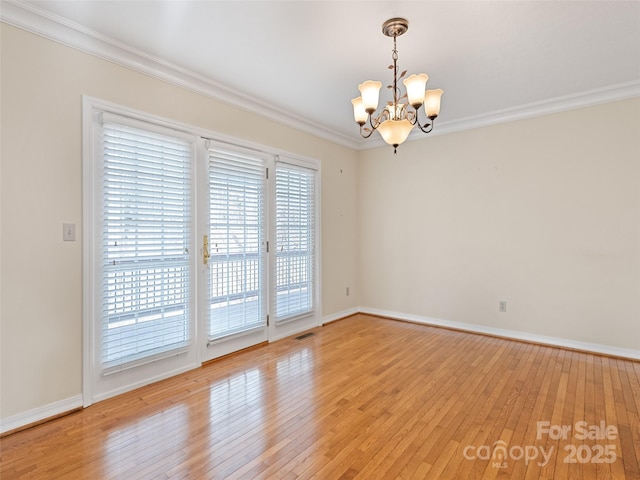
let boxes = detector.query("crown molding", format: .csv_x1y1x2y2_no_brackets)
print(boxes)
428,80,640,140
3,0,639,152
0,0,362,150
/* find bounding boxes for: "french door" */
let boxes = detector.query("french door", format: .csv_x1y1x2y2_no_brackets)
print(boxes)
199,143,321,362
84,98,320,404
199,141,270,361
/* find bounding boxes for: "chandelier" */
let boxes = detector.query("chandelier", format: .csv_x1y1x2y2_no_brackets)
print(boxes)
351,18,444,153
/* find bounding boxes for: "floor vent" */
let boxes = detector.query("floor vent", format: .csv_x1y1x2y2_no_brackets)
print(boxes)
295,332,315,340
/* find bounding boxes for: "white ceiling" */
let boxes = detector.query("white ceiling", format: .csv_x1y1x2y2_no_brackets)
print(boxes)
5,1,640,148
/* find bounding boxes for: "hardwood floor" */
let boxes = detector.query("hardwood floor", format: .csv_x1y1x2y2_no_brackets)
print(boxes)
1,314,639,479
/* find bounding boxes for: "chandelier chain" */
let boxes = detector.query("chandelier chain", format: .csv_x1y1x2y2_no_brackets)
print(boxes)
392,35,399,108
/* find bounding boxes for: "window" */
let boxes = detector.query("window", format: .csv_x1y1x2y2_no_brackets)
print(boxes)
274,161,317,323
99,114,194,372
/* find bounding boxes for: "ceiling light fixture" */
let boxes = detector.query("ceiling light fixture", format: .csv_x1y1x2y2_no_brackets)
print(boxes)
352,18,444,153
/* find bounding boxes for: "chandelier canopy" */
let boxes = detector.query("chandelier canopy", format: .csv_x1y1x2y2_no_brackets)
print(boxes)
352,18,443,153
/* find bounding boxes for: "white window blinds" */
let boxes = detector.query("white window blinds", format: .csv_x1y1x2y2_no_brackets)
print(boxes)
207,143,266,339
101,119,192,371
274,162,316,322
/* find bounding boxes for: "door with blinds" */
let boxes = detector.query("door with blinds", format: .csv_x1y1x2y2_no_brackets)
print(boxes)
200,142,269,361
200,148,320,360
269,159,319,340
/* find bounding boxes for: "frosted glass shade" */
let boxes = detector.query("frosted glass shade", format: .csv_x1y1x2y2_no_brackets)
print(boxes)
377,119,414,146
403,73,429,107
351,97,368,125
358,81,382,113
425,89,444,118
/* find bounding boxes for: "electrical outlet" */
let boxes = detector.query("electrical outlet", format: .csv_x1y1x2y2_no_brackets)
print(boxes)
346,287,350,297
499,301,507,313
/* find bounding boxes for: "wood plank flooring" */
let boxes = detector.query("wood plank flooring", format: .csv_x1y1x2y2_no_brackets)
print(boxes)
1,314,639,479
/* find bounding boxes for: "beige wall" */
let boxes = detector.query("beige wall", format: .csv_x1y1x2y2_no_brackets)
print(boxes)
0,24,359,419
358,98,640,350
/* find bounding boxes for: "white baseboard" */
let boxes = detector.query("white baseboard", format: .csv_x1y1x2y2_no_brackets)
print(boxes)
1,394,83,435
322,307,359,325
358,307,640,361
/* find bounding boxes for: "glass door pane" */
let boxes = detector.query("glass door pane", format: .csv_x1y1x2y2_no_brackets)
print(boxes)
274,162,316,323
206,143,267,342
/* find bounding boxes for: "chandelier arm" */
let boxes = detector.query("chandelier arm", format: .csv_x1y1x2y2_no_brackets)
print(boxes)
369,111,387,130
411,107,434,133
415,119,435,134
359,124,376,139
369,113,378,130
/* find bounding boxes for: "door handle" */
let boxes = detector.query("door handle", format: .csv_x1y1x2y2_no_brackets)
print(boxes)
203,235,211,265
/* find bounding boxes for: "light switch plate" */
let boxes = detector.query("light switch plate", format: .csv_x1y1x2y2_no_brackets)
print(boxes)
63,223,76,241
